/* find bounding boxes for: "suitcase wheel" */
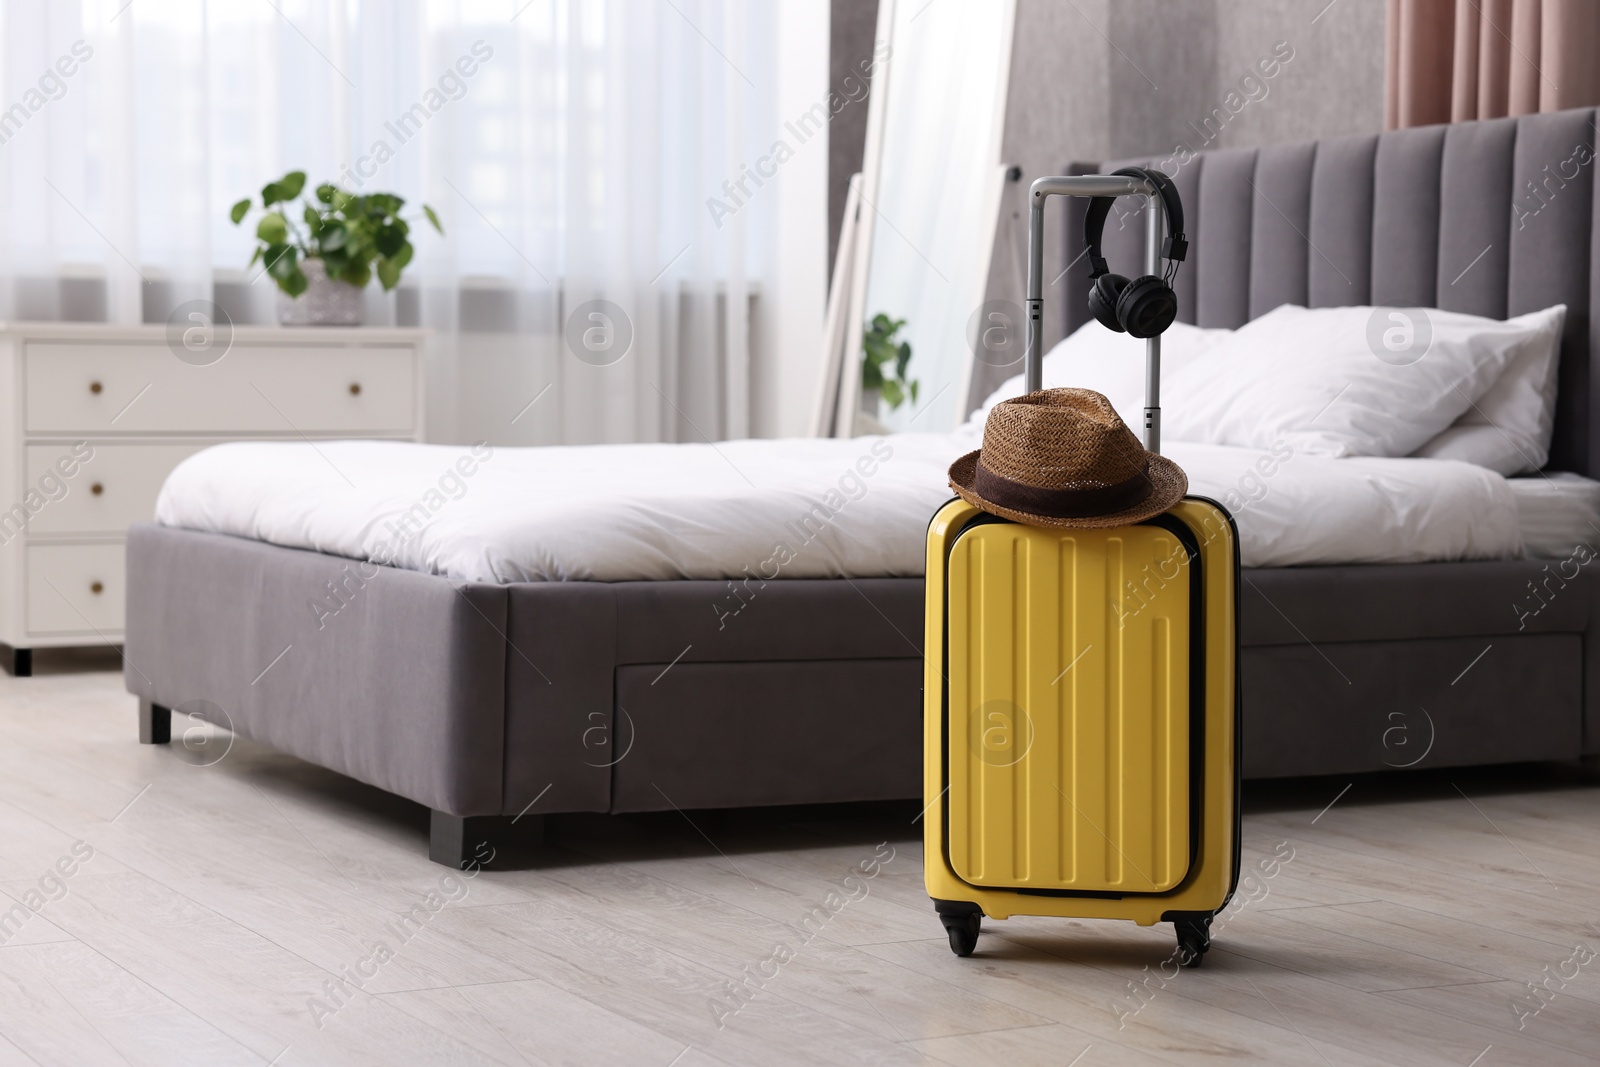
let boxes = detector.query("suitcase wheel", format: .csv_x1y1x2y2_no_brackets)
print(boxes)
1175,916,1212,968
933,901,983,957
943,912,981,957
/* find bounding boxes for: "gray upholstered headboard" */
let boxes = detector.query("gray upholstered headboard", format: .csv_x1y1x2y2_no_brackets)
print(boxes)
1060,107,1600,475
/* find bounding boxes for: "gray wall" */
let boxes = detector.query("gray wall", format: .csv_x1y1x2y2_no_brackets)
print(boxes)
829,0,881,272
974,0,1386,408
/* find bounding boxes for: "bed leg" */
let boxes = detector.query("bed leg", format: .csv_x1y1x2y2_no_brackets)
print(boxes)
138,700,171,745
7,648,30,677
429,811,545,869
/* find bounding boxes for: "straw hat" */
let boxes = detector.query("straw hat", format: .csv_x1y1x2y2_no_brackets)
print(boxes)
948,388,1187,529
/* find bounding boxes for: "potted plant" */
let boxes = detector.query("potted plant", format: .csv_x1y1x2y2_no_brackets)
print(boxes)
862,312,919,412
230,170,443,326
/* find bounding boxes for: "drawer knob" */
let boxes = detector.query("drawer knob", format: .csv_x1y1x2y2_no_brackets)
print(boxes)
349,382,362,396
89,381,103,395
90,483,104,496
90,581,103,595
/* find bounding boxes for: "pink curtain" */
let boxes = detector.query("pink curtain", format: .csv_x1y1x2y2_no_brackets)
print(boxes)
1385,0,1600,129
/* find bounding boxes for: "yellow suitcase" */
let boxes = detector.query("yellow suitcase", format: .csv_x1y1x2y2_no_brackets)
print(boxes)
923,495,1240,964
923,172,1239,965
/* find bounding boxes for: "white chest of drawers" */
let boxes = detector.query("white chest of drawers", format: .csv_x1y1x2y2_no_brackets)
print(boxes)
0,323,426,673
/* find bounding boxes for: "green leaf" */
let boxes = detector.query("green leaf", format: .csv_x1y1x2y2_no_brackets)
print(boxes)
277,171,306,201
345,223,368,247
303,204,322,230
265,243,298,282
374,224,406,258
345,260,372,289
266,243,307,298
422,205,443,234
261,181,281,206
391,241,413,269
247,246,263,267
229,198,252,225
256,212,288,244
376,255,402,291
318,221,347,252
861,360,884,390
315,183,338,204
880,380,905,410
910,381,920,404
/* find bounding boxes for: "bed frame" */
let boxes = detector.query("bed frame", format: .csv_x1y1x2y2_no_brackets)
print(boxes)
125,108,1600,866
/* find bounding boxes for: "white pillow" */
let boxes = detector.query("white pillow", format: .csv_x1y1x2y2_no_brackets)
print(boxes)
1161,304,1550,457
965,320,1234,430
1411,304,1566,475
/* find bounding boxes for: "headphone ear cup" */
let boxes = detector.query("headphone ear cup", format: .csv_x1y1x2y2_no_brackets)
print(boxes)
1116,274,1178,338
1088,274,1130,333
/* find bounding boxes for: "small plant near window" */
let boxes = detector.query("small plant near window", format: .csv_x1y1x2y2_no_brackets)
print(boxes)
230,170,443,297
862,312,919,411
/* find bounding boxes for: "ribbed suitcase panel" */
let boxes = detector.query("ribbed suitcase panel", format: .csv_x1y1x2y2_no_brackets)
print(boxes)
946,523,1191,893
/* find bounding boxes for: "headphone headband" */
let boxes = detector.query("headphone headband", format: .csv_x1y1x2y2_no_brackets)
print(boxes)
1083,166,1188,278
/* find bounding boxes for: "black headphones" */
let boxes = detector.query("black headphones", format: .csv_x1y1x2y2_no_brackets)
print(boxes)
1083,166,1189,338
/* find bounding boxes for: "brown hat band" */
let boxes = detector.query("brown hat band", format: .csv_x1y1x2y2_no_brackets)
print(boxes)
972,459,1154,519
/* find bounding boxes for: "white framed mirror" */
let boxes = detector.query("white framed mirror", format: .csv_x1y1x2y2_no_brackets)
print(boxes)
825,0,1016,437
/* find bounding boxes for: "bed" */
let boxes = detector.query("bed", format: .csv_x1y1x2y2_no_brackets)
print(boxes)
125,107,1600,865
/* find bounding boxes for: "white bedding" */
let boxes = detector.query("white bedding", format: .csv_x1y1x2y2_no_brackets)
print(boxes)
1508,472,1600,558
154,432,1523,582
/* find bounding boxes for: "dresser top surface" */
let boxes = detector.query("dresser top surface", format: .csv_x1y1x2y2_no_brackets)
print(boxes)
0,322,430,343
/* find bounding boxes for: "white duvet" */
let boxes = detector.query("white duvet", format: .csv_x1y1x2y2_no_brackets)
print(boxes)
154,431,1522,582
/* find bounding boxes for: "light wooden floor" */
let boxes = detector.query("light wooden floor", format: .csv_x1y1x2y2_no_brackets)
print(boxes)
1,652,1597,1066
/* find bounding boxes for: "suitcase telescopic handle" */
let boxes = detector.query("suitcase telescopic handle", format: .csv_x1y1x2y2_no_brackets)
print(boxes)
1026,175,1166,454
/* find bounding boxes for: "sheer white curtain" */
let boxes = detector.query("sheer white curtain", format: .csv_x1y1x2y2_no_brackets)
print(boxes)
0,0,800,445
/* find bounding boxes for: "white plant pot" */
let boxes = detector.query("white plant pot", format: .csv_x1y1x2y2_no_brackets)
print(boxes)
277,258,364,326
